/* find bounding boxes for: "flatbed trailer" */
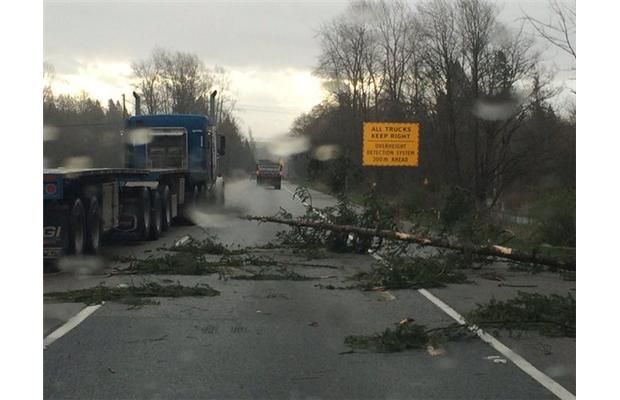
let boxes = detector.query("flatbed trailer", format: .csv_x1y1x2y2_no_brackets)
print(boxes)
43,92,226,262
43,167,194,259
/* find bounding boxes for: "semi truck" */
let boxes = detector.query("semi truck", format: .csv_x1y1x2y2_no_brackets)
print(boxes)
43,91,225,261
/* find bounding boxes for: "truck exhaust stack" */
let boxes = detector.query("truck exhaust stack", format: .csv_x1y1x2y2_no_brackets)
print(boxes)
133,91,141,116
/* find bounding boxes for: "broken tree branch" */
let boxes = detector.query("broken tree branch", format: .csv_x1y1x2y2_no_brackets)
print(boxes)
244,215,575,271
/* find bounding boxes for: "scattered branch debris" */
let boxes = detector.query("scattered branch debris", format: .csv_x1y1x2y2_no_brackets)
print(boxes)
110,234,340,279
121,252,221,275
123,297,160,310
354,256,470,290
497,283,538,288
345,291,575,353
479,271,506,281
561,271,576,281
314,283,357,290
345,319,473,353
164,235,233,255
230,265,316,281
44,282,220,305
467,292,576,337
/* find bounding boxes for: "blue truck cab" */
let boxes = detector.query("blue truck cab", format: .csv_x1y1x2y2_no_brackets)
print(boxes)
127,115,209,173
124,113,225,192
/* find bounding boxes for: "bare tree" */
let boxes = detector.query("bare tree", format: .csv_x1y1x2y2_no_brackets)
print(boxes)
316,4,377,115
374,0,420,118
43,61,55,105
456,0,498,201
522,0,576,60
132,49,239,121
418,0,466,184
131,56,163,114
155,49,212,114
476,36,541,207
212,66,236,127
315,1,383,182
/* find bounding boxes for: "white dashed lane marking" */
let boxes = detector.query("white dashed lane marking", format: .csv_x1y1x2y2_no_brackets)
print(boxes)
44,303,103,348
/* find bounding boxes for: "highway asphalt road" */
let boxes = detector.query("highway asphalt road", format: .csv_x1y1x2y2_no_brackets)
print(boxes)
44,179,576,399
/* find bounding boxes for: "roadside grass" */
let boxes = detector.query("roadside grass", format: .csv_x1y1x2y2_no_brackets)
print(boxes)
44,282,220,305
500,222,576,263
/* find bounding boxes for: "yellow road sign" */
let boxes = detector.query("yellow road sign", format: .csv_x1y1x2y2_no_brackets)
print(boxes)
362,122,419,167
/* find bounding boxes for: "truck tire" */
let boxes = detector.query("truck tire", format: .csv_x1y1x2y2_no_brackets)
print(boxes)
149,189,162,240
85,197,101,254
192,184,200,206
135,187,151,240
160,185,172,231
69,198,85,255
177,185,198,225
198,184,207,207
215,177,225,206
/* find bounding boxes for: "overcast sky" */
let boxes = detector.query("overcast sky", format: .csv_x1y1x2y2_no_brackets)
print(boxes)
44,0,575,140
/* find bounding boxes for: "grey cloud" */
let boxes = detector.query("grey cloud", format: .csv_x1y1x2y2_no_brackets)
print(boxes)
44,1,349,73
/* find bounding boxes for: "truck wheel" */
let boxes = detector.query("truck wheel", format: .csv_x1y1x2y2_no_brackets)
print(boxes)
85,197,101,254
137,188,151,240
160,185,172,231
192,185,200,206
218,186,225,205
177,185,198,225
149,189,162,240
198,184,207,207
69,198,85,255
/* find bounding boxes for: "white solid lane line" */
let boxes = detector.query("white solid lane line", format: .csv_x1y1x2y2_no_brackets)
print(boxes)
283,184,306,206
417,289,576,400
44,303,103,348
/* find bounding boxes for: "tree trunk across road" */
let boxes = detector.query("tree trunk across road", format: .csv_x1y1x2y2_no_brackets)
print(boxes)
244,215,576,271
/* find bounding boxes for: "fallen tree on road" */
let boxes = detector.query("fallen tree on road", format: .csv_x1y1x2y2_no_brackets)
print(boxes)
244,215,575,271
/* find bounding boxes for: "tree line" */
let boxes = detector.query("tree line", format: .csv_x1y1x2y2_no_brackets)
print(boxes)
289,0,575,212
43,50,256,175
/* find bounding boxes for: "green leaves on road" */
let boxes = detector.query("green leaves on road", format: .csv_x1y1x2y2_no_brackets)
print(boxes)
467,291,576,338
45,282,220,306
346,292,576,353
354,256,470,290
345,320,473,353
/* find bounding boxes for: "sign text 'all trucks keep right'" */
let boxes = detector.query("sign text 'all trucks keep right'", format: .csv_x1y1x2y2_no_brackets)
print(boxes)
362,122,420,167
